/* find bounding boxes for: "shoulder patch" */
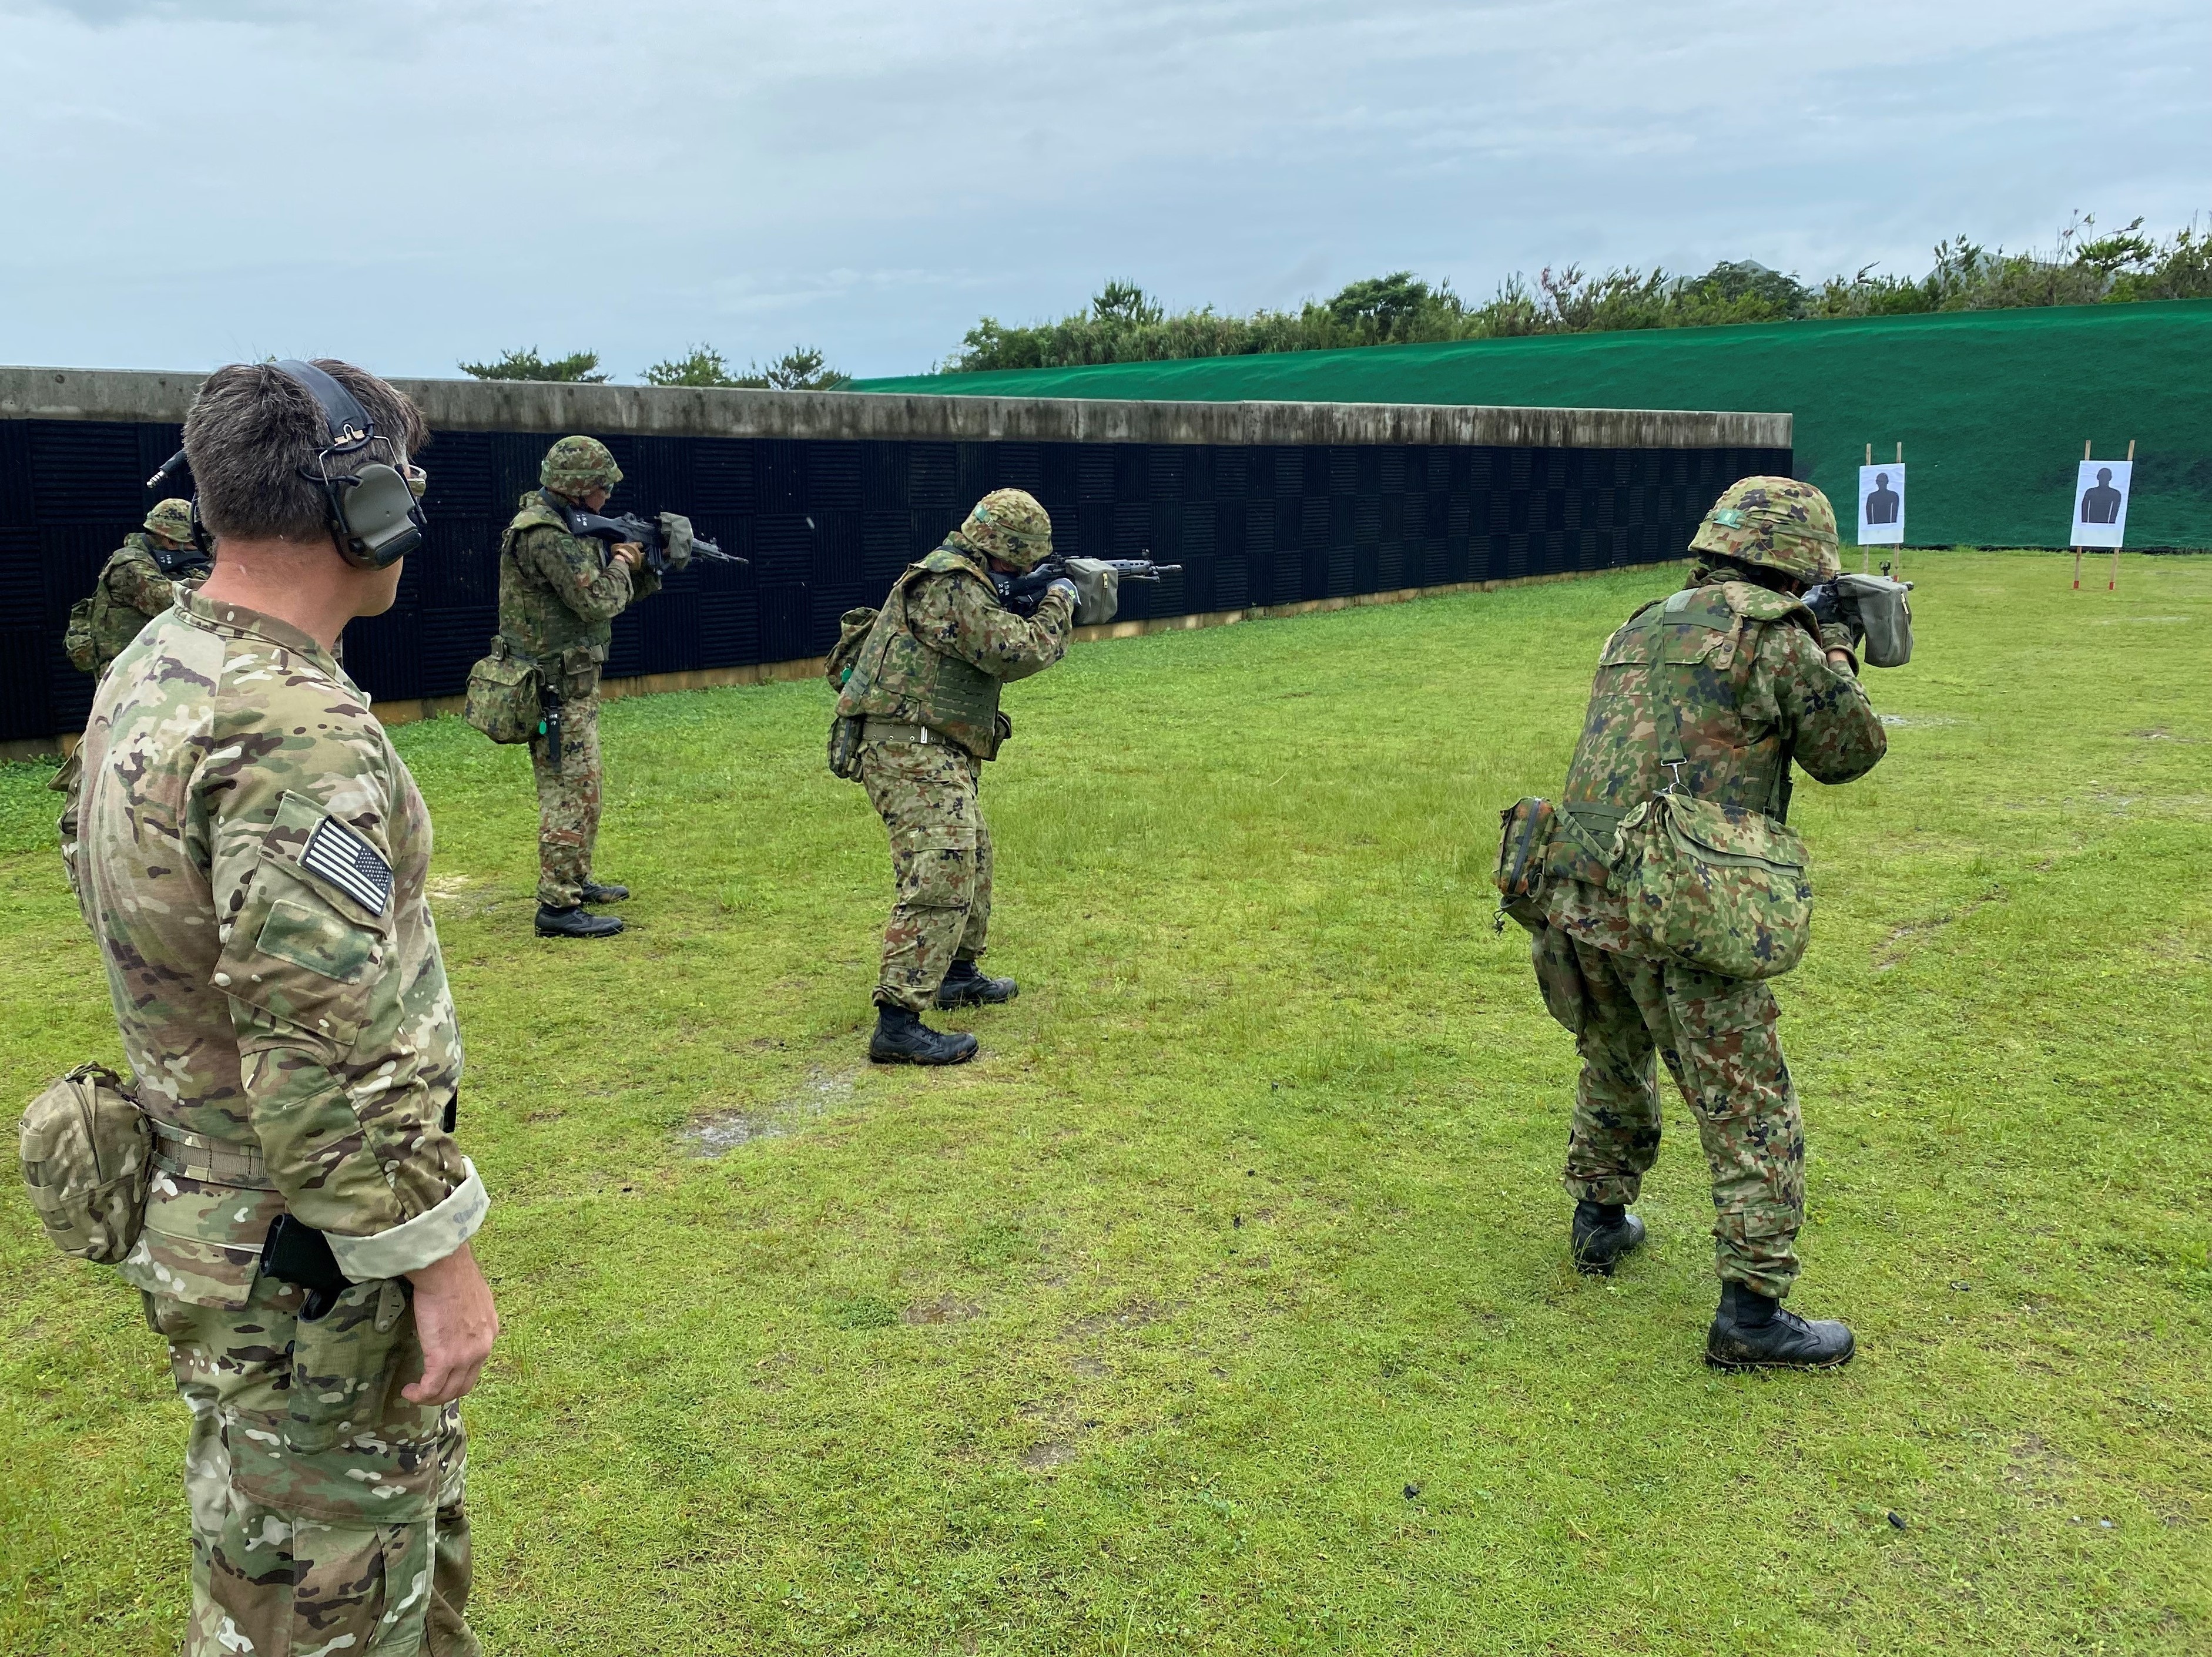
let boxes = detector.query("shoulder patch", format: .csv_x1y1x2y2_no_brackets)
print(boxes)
299,817,393,917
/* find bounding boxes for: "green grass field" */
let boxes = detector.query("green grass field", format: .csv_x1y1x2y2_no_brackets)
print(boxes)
2,551,2207,1656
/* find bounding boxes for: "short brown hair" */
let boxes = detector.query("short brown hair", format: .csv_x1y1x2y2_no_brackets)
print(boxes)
183,360,428,545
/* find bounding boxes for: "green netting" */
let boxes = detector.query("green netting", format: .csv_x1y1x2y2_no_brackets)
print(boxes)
857,300,2212,549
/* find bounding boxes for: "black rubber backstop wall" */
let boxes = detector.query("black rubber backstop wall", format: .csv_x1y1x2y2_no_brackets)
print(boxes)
0,417,1789,743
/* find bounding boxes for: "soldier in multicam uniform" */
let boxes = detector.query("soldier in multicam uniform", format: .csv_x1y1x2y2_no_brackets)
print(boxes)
67,360,497,1655
70,497,209,677
497,435,660,939
835,488,1100,1064
1535,476,1887,1368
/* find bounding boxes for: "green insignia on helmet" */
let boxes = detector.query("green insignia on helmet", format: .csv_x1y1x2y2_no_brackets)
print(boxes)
951,487,1054,572
541,435,623,497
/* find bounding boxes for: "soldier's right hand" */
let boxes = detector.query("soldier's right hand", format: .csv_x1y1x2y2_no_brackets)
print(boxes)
611,542,645,571
404,1241,501,1404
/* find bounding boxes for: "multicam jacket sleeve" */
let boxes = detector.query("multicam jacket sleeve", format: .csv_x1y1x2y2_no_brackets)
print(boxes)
200,672,480,1279
513,524,657,625
905,575,1074,683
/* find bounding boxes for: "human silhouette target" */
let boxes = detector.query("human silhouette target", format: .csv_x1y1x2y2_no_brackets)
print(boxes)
1856,463,1905,545
2070,459,2132,548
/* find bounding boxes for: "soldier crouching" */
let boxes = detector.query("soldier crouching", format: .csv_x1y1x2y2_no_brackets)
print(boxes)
63,360,498,1653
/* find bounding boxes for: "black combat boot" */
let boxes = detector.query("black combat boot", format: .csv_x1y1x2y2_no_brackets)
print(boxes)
934,957,1018,1008
1571,1199,1646,1274
581,881,630,903
1705,1280,1856,1370
535,904,624,939
868,1004,979,1066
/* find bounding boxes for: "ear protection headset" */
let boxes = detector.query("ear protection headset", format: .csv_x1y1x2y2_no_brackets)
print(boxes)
274,359,426,569
145,360,428,569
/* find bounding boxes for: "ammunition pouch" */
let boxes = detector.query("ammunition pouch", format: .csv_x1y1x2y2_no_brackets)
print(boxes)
63,598,98,676
1492,797,1556,933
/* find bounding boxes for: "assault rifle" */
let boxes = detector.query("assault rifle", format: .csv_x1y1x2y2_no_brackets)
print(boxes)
993,555,1182,619
1804,571,1915,668
554,501,750,575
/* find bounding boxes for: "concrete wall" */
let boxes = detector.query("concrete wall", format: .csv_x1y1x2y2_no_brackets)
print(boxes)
0,365,1789,452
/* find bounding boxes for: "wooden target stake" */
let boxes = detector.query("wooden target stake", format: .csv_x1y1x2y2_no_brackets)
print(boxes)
2073,439,2090,590
2110,438,2136,591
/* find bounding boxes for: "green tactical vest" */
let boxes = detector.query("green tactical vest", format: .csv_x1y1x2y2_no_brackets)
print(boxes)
836,544,1006,758
1558,580,1819,848
498,490,613,687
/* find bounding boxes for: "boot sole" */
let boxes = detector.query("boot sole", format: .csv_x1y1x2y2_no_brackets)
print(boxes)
867,1046,979,1066
1704,1346,1857,1372
933,985,1018,1009
535,926,625,938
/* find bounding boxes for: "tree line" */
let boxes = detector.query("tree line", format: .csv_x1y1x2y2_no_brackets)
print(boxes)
945,213,2212,374
458,344,851,389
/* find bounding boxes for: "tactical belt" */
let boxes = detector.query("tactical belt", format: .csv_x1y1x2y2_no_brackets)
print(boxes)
150,1120,277,1190
861,717,960,749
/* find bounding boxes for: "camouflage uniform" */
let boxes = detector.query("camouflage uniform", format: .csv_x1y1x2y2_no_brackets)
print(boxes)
497,438,659,908
78,500,206,676
69,589,487,1656
1537,479,1886,1299
836,491,1074,1011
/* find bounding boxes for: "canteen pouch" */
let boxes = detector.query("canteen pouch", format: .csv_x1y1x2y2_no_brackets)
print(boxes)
462,640,539,744
1836,573,1914,668
826,606,880,689
18,1063,152,1263
1492,797,1556,933
1616,793,1814,981
63,598,98,675
827,713,866,781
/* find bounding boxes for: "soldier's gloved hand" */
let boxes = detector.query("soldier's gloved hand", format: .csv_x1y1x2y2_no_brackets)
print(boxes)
611,542,645,571
1062,557,1122,626
1045,576,1079,608
658,512,695,571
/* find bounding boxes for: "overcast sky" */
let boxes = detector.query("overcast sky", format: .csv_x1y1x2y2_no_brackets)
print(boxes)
2,0,2205,381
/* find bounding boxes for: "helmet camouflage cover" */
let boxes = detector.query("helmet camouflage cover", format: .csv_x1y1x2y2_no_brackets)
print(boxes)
541,435,623,497
143,498,195,544
1689,475,1841,582
951,487,1053,572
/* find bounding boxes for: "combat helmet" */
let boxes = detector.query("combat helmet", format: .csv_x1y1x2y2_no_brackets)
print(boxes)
1689,476,1840,583
143,498,195,546
951,488,1053,572
542,435,623,497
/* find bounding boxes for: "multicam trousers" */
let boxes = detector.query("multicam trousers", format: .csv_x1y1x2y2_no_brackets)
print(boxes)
858,738,992,1011
529,691,601,907
147,1274,478,1656
1541,932,1807,1298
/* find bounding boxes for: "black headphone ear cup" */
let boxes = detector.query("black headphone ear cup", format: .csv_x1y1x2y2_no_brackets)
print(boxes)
333,464,425,569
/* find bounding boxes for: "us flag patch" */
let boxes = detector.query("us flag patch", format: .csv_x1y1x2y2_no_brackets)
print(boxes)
300,817,393,917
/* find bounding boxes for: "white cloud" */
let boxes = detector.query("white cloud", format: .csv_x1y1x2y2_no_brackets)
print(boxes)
0,0,2203,378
